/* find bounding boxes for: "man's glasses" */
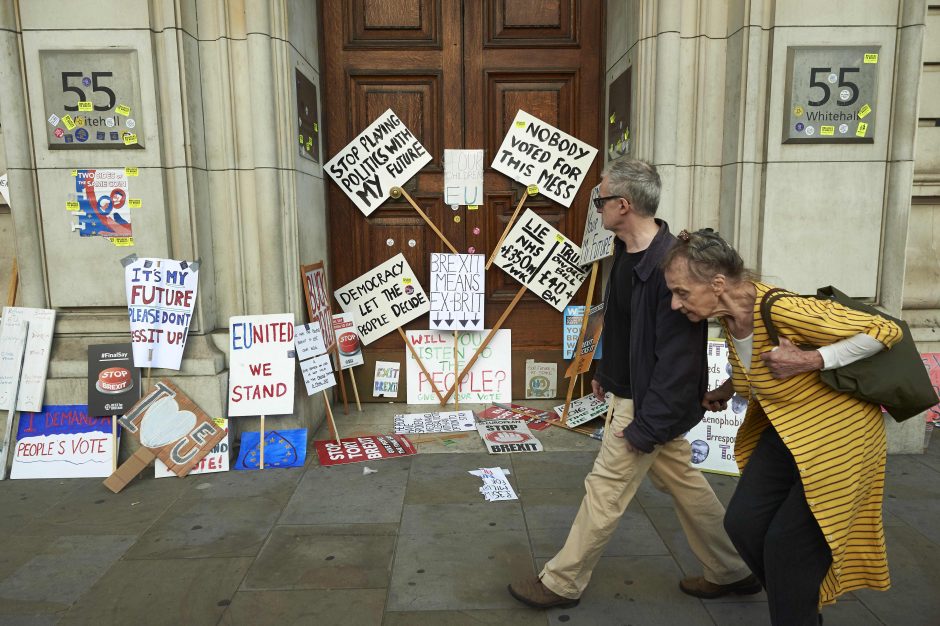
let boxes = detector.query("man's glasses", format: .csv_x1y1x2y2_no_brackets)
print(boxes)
592,195,624,209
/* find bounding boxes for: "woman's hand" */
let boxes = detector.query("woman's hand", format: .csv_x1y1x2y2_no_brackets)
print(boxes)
702,378,734,412
760,336,824,379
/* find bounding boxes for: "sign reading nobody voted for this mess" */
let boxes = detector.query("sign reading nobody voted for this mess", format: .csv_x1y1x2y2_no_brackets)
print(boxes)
325,109,432,216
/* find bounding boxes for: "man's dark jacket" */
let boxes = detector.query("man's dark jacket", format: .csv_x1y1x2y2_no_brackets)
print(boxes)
614,219,709,453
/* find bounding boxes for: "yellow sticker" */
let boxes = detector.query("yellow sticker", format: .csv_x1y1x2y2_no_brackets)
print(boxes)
128,199,142,209
526,184,539,196
402,277,412,285
555,234,564,243
109,237,135,247
609,113,616,124
122,133,138,146
623,129,629,140
793,105,804,117
856,122,868,137
298,133,303,145
616,140,622,151
305,137,312,150
115,104,131,116
66,201,80,211
820,126,835,136
75,116,85,127
124,167,139,177
858,104,871,119
864,53,878,64
212,417,226,428
70,169,77,177
77,101,93,112
313,122,319,132
454,215,461,223
515,120,526,128
468,205,479,211
62,115,75,130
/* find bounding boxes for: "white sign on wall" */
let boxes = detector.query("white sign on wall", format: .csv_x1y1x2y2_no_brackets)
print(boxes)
0,307,56,412
429,253,484,331
405,329,511,405
579,184,615,265
294,322,327,360
444,149,483,206
228,314,296,417
300,354,337,396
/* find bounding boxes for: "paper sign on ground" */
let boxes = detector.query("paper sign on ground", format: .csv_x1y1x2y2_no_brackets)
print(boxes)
554,392,611,428
315,434,417,466
478,404,553,431
374,361,400,397
393,410,476,434
87,343,140,417
155,418,229,478
405,329,511,404
444,149,483,206
125,257,198,370
228,314,295,417
477,419,543,454
525,360,557,399
300,353,336,396
235,428,307,470
684,340,746,475
300,262,336,354
72,169,132,241
324,109,431,216
335,253,430,345
294,322,327,360
332,313,364,369
471,467,518,501
579,184,615,265
491,109,597,208
11,405,116,479
563,305,604,360
0,307,56,412
494,209,588,312
565,303,605,378
429,253,484,330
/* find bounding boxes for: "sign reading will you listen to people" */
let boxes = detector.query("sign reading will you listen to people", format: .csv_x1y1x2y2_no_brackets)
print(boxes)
324,109,432,216
492,109,597,208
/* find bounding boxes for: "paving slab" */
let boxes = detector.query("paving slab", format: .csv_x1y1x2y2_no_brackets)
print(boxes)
405,452,512,505
221,589,387,625
401,502,527,535
0,478,87,535
177,465,304,503
510,451,596,490
882,453,940,545
383,609,548,625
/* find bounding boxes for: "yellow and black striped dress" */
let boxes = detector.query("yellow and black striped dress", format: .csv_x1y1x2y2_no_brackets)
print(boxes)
723,282,902,606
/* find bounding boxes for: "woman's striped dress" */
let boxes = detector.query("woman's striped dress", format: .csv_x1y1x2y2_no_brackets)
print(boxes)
723,282,903,606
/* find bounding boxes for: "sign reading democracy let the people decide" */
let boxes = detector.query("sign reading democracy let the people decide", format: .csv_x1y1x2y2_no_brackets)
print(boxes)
325,109,432,216
491,109,597,208
125,257,198,370
334,253,430,345
430,253,484,330
494,209,588,311
228,314,296,417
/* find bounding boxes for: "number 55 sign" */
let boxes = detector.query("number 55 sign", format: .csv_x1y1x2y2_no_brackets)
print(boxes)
783,46,879,144
39,49,144,149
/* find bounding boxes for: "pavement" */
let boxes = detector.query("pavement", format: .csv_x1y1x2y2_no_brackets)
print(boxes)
1,401,938,626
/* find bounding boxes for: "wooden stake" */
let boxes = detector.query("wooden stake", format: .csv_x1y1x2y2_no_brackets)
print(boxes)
332,348,349,415
399,327,445,403
323,390,341,444
562,262,599,423
391,187,458,254
0,321,28,481
485,192,528,270
6,259,17,307
454,330,459,410
259,415,265,470
348,368,362,411
441,285,526,404
111,416,118,472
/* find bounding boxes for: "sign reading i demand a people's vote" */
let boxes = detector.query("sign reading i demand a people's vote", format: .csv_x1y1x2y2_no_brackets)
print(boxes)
228,314,296,417
325,109,432,216
492,110,598,208
334,253,430,345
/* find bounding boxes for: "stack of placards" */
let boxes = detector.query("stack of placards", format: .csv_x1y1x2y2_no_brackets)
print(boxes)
294,322,337,396
554,392,611,428
393,410,476,434
477,419,543,454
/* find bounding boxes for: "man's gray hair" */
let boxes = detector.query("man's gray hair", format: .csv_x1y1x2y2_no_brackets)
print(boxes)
601,157,661,217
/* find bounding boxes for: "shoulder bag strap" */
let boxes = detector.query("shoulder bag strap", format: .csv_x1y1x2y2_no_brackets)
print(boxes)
758,288,793,346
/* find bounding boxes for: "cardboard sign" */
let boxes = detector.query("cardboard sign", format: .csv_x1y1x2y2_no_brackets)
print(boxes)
477,404,553,431
0,307,56,412
684,340,745,475
235,428,307,470
430,253,484,330
300,262,336,354
923,353,940,426
373,361,400,397
11,405,116,479
324,108,431,216
155,417,229,478
579,184,615,265
332,313,364,369
525,360,557,399
335,253,430,345
228,314,295,417
554,392,610,428
444,149,483,206
393,410,476,434
477,418,543,454
491,109,597,208
72,169,132,241
565,303,605,378
87,343,140,417
471,467,518,501
300,353,337,396
125,257,198,370
315,434,417,466
294,323,327,360
405,330,511,405
494,209,588,311
563,305,604,360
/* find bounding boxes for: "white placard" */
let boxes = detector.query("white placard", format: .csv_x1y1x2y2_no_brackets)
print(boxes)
477,418,543,453
444,149,483,206
405,329,511,405
324,108,432,216
525,360,557,399
10,407,117,480
579,184,615,265
294,323,327,360
0,307,56,412
332,313,364,369
429,253,484,331
472,467,518,501
228,314,296,417
393,410,476,434
300,353,337,396
494,209,588,311
491,109,598,208
554,392,611,428
155,418,229,478
334,253,430,345
374,360,400,397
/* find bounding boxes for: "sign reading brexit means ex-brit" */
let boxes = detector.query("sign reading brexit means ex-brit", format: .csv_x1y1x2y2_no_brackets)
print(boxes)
228,314,296,417
325,109,432,216
492,110,597,208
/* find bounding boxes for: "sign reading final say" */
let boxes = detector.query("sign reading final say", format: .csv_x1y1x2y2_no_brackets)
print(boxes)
228,314,296,416
325,109,432,216
492,110,597,208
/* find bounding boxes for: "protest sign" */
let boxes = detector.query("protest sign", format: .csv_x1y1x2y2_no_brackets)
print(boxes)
155,418,229,478
228,314,295,417
579,184,615,265
332,313,364,369
477,418,543,454
554,392,610,428
374,361,400,397
335,253,430,345
315,434,417,466
104,379,227,492
494,209,588,311
491,109,597,208
0,307,56,412
478,403,553,431
11,405,116,479
324,108,431,216
444,149,483,207
235,428,307,470
300,354,336,396
0,172,9,206
393,410,476,434
565,303,605,378
430,253,484,330
470,467,517,501
87,343,140,417
923,353,940,427
72,169,133,243
125,257,198,370
525,360,557,399
300,262,336,354
685,340,746,475
405,330,511,404
294,323,327,360
563,305,604,360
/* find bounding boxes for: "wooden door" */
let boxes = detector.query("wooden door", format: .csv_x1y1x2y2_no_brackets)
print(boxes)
322,0,604,401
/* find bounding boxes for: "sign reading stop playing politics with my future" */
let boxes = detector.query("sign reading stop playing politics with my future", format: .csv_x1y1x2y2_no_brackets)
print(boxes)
492,110,597,207
325,109,432,216
228,314,296,417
